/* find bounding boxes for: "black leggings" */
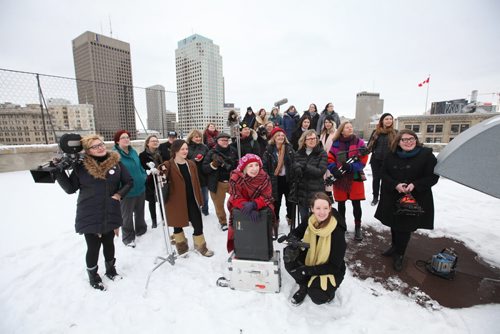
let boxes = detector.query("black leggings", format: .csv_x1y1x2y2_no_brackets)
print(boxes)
84,230,115,268
391,229,412,255
337,200,362,223
371,158,383,199
173,200,203,236
148,200,157,222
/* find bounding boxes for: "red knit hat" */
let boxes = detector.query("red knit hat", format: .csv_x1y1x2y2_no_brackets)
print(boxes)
113,130,131,143
236,153,262,172
269,127,285,139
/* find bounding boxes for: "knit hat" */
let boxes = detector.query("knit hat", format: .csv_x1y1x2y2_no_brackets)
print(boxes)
378,113,394,127
167,131,177,137
240,122,250,132
269,127,285,138
236,153,262,172
113,130,131,143
247,106,253,113
216,132,231,140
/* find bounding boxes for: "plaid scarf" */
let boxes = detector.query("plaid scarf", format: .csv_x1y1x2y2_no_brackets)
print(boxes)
229,169,272,206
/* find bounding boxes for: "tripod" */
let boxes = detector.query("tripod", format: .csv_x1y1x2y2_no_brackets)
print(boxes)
144,161,177,294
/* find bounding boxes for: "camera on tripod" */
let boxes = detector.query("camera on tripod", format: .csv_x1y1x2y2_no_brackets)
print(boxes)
30,133,85,183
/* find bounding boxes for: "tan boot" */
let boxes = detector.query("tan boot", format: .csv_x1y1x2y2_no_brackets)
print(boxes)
173,231,188,255
193,234,214,257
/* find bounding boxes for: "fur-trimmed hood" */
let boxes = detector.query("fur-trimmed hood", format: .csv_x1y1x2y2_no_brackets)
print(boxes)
83,151,121,180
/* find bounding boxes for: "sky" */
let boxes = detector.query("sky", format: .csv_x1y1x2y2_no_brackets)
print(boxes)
1,0,499,120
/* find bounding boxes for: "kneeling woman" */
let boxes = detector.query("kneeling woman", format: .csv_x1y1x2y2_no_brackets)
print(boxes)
227,153,275,252
56,134,133,290
284,192,346,305
161,139,214,257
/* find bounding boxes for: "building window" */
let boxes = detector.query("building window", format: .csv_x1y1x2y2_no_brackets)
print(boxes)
435,124,443,133
427,125,434,133
460,124,469,132
450,124,460,134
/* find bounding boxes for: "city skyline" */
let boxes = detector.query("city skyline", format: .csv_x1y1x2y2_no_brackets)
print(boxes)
1,0,499,121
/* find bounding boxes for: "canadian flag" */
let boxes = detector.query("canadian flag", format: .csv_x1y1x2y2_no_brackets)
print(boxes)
418,77,430,87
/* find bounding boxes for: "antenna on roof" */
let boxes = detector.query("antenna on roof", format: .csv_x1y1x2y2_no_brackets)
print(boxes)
109,14,113,37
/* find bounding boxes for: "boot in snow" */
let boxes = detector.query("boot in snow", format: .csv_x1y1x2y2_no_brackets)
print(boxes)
291,285,308,306
87,265,106,291
354,224,363,241
152,218,157,229
173,231,189,255
193,234,214,257
105,258,122,280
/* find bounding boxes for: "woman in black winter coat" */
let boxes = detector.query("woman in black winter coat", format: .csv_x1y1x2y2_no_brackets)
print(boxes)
285,192,346,306
262,127,295,234
291,115,312,151
290,129,328,226
374,129,439,272
186,129,210,216
367,113,397,206
139,134,163,228
56,134,133,291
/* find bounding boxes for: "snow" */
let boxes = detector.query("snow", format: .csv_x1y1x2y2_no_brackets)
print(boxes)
1,167,499,333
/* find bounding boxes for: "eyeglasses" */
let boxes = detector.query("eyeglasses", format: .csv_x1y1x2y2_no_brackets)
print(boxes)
218,139,229,142
305,137,317,141
400,137,416,143
88,143,105,150
120,136,130,140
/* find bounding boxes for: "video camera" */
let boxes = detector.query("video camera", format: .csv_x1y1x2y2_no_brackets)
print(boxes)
277,234,310,263
30,133,85,183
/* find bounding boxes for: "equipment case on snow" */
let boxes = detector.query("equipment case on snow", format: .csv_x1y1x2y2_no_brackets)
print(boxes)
227,250,281,293
233,207,274,261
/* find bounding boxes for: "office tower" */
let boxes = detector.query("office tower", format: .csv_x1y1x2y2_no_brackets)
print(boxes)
72,31,136,140
175,34,224,133
354,91,384,139
146,85,168,136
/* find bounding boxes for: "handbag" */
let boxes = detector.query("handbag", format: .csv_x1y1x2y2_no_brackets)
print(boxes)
395,193,424,216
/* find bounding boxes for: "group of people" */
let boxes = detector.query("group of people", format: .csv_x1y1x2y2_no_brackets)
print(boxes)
55,104,439,305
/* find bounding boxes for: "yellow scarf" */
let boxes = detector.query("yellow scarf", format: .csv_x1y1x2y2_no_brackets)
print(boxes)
303,215,338,290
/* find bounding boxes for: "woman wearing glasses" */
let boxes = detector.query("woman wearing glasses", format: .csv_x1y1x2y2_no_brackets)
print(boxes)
56,134,133,290
291,130,328,226
375,130,439,272
139,134,163,228
113,130,148,248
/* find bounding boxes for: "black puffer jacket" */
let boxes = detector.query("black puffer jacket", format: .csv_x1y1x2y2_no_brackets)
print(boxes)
290,145,328,206
262,143,295,201
56,152,133,234
202,144,239,193
187,142,209,187
231,129,260,157
375,146,439,232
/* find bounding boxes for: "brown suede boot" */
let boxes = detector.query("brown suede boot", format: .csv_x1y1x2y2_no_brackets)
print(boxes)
193,234,214,257
173,231,188,255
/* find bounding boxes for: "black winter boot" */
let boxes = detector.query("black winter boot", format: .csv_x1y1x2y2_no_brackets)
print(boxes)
381,245,396,257
291,285,308,306
393,254,404,272
87,266,106,291
105,258,122,280
354,224,363,241
152,218,157,229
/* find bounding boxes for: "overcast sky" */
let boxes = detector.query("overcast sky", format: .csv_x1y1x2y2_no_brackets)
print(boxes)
1,0,499,120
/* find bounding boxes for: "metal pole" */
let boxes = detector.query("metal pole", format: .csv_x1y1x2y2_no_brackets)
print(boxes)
424,74,431,114
36,74,49,144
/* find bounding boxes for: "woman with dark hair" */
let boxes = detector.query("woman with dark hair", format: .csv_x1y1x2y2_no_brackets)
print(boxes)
262,127,295,233
113,130,147,248
227,110,240,142
139,134,163,228
317,102,340,133
327,121,368,241
160,139,214,257
186,129,210,216
375,130,439,272
254,108,268,130
203,123,220,150
291,129,328,226
56,134,133,290
319,115,337,203
242,107,256,129
291,115,312,151
285,192,346,306
303,103,320,131
282,105,300,141
268,107,283,128
367,113,397,206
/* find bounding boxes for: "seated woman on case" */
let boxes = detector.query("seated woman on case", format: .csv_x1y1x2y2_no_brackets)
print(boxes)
227,154,275,253
284,192,346,306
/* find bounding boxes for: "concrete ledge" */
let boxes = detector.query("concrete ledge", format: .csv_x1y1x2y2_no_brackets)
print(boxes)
0,140,153,173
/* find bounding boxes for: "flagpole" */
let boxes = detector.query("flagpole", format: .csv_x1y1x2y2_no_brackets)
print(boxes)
424,74,430,114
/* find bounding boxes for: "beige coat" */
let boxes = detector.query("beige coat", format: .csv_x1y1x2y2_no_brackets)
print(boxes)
163,159,203,228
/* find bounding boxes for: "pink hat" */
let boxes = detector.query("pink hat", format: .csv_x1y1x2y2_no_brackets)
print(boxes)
236,153,263,172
